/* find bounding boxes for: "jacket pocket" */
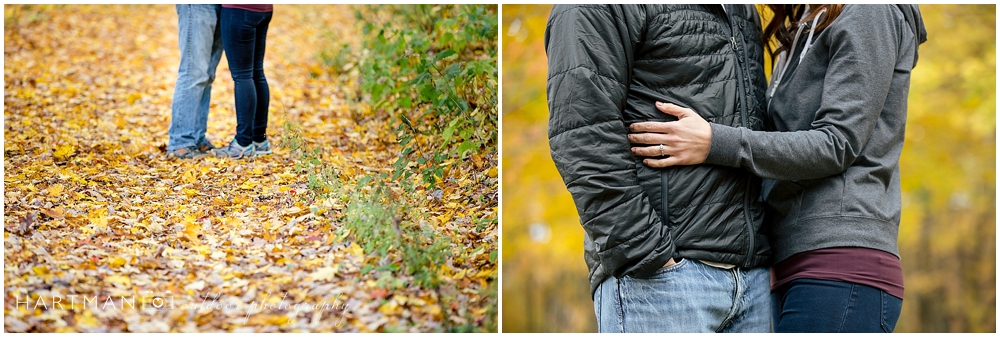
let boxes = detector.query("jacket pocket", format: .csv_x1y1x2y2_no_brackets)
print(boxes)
842,171,898,222
797,176,845,221
762,179,803,230
634,159,666,226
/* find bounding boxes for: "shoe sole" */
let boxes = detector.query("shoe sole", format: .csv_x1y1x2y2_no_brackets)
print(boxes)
210,150,256,158
212,153,254,159
167,152,209,159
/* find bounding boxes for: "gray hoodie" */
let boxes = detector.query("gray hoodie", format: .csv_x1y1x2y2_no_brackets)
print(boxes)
704,4,928,264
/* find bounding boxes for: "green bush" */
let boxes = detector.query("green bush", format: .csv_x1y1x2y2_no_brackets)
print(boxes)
329,5,498,187
339,184,451,289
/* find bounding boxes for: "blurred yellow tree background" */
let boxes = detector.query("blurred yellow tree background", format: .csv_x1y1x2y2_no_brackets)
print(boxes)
501,4,995,333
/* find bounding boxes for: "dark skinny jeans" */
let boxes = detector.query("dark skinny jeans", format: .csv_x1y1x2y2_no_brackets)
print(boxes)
221,8,272,147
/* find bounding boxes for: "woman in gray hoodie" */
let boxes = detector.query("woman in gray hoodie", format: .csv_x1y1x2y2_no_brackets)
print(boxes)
626,4,927,333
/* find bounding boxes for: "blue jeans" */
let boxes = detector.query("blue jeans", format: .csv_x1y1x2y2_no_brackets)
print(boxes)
772,278,903,332
593,259,771,332
168,4,223,151
220,8,271,147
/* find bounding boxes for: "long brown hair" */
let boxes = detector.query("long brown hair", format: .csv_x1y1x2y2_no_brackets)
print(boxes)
762,5,844,60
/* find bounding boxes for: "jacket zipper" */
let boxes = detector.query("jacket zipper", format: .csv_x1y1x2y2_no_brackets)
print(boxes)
723,5,756,265
661,170,669,231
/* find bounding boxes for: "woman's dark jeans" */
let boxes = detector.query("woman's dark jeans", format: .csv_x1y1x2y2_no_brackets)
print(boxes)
221,8,271,147
772,278,903,332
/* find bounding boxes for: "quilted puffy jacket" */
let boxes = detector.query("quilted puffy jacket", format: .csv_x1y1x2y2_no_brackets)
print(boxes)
545,4,771,297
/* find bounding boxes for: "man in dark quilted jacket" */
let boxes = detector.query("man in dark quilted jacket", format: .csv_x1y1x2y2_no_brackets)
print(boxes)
545,5,772,332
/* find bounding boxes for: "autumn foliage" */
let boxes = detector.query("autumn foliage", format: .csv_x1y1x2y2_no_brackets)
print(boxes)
4,4,497,332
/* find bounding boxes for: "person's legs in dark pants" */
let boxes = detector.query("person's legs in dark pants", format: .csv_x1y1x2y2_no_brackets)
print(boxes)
220,8,270,148
251,14,271,144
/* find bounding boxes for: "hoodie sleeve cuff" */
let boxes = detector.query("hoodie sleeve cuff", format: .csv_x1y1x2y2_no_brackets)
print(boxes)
704,123,743,168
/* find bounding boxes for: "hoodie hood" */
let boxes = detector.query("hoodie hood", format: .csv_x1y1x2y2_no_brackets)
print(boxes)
896,4,928,67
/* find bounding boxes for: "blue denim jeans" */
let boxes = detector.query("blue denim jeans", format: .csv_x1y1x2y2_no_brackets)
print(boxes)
220,8,271,147
593,259,771,332
168,4,223,151
772,278,903,332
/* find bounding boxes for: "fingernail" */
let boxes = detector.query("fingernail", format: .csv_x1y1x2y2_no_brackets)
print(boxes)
656,101,664,107
631,148,636,153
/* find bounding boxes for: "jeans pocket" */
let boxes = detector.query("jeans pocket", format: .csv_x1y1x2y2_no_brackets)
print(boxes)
242,10,253,26
879,292,902,332
243,10,267,27
636,258,690,280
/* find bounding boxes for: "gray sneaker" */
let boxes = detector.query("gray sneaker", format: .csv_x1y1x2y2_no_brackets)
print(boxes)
252,139,272,156
167,146,208,159
215,138,255,158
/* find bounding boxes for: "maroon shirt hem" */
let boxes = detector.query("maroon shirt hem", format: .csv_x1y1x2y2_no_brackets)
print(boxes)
772,247,904,299
222,4,273,13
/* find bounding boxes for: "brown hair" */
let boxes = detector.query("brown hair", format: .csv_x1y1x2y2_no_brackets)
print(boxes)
762,5,844,60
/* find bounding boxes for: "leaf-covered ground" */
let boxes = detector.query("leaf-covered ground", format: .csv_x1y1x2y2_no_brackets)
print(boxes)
4,5,497,332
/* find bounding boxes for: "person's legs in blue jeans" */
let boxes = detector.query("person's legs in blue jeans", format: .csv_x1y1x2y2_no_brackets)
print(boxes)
220,8,271,149
772,278,903,332
168,4,222,153
593,259,771,332
717,264,771,332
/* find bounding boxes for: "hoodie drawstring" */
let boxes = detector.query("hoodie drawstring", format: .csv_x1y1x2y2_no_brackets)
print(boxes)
769,6,827,100
800,7,827,61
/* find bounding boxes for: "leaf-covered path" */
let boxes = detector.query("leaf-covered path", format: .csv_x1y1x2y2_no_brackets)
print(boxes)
4,5,498,332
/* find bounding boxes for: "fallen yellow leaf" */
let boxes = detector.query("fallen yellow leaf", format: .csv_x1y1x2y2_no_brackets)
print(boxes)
53,145,75,161
349,242,365,257
182,216,201,244
46,184,65,196
33,265,50,276
89,214,108,229
182,188,199,197
191,245,211,255
108,256,127,268
240,180,258,190
182,170,197,184
126,92,141,105
427,304,442,317
378,299,400,314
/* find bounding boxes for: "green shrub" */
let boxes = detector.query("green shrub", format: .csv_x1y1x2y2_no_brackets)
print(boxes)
328,5,498,187
340,185,451,289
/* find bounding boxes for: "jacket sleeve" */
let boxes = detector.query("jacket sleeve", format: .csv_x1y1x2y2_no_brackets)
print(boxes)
705,5,899,181
545,5,674,279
